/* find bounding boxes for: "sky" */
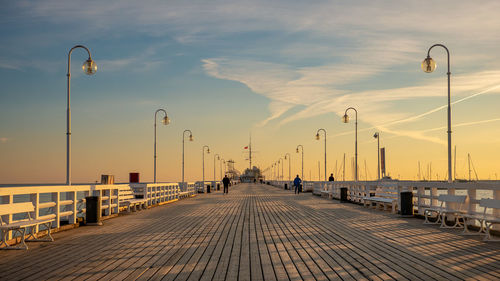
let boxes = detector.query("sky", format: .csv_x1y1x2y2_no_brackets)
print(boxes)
2,0,500,184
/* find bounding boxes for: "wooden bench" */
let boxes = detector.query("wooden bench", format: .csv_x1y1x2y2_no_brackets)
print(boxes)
462,198,500,241
0,202,54,250
363,188,398,213
424,194,467,228
119,187,147,212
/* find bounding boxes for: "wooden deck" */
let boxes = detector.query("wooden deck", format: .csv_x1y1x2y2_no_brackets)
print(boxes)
1,183,500,280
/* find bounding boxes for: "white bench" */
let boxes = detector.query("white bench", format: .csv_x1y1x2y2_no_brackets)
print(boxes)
424,194,467,228
119,187,147,212
363,189,398,213
0,202,54,250
462,198,500,241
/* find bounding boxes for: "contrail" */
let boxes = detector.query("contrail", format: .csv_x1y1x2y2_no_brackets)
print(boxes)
378,83,500,127
333,83,500,137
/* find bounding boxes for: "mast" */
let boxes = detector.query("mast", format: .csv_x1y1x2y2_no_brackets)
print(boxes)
249,134,252,170
454,146,457,181
468,153,471,182
342,153,346,181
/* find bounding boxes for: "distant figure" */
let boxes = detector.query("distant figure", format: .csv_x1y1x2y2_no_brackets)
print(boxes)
223,175,230,194
329,173,335,181
253,178,257,183
293,175,302,194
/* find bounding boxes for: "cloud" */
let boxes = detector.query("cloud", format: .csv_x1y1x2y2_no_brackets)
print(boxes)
0,137,8,143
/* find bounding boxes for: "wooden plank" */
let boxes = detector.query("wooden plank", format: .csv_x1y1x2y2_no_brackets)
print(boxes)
185,198,243,281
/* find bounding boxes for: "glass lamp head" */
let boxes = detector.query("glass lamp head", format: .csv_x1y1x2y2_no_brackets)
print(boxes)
421,57,436,73
82,58,97,75
342,114,349,123
162,115,170,125
373,132,379,139
207,148,210,154
315,133,320,140
189,134,194,141
296,148,299,153
284,155,287,160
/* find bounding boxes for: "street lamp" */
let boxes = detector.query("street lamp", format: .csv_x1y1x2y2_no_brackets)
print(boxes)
296,145,304,180
343,107,358,181
422,44,452,183
66,45,97,185
315,129,327,181
182,129,194,186
276,161,280,181
279,158,284,181
221,158,225,180
214,154,220,181
284,153,291,182
202,145,210,183
153,109,170,183
374,132,380,180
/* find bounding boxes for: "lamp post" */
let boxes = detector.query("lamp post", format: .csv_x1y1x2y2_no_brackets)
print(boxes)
296,145,304,180
214,154,220,181
202,145,210,184
154,109,170,183
66,45,97,185
373,132,380,180
276,161,280,181
279,158,284,180
315,129,327,181
284,153,291,182
221,158,225,180
343,107,358,181
182,129,193,186
422,44,452,183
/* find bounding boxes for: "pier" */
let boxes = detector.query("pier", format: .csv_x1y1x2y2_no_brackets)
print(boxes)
1,183,499,280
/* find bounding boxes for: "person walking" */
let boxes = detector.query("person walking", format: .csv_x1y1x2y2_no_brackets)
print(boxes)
293,175,302,194
329,173,335,181
222,175,230,194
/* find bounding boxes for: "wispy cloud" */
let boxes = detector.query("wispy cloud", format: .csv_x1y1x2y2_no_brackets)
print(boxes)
0,137,9,143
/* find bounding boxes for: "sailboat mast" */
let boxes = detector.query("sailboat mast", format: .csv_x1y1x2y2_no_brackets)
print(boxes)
249,134,252,170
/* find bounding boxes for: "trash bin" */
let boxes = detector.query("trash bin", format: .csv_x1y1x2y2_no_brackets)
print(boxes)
284,183,288,190
85,196,102,226
340,187,348,202
207,184,211,193
217,183,220,190
400,191,413,217
299,184,303,193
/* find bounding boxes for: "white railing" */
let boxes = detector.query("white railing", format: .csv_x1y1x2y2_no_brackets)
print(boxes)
269,179,500,221
0,181,197,242
194,181,222,193
0,184,121,241
130,183,180,206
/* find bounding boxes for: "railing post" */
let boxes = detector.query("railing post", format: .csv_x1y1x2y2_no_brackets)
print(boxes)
30,192,40,233
53,192,60,229
1,194,13,240
431,186,438,207
417,186,425,215
493,189,500,230
467,187,476,215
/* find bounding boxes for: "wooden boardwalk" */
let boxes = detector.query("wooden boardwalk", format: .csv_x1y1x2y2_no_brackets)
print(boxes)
1,183,500,280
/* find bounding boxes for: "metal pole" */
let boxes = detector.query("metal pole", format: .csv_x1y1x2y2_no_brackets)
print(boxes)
296,145,304,180
153,109,167,183
182,129,192,186
377,134,380,180
202,145,209,184
66,45,93,186
427,44,452,183
344,108,358,181
316,129,327,181
214,154,219,182
285,153,291,182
